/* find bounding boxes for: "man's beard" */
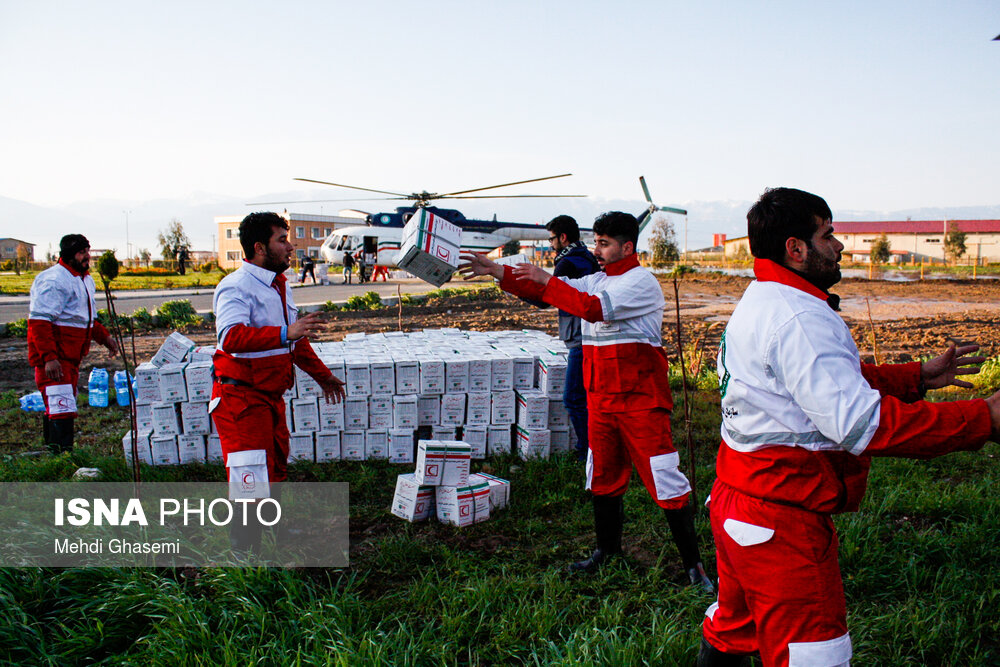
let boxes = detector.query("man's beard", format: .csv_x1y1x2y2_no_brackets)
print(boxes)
68,257,88,274
803,247,841,291
263,247,289,274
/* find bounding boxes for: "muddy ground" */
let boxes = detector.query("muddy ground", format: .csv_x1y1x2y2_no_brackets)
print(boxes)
3,274,999,394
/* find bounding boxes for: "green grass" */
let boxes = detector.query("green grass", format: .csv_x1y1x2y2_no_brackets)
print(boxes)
1,386,998,664
0,270,228,295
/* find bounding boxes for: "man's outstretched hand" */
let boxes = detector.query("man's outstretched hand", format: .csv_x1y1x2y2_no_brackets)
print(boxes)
921,342,985,390
457,252,503,281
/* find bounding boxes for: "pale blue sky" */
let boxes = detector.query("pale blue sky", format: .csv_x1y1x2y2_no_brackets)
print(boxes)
1,1,998,227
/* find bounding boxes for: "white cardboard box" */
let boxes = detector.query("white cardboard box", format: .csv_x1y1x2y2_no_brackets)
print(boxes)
365,430,389,460
293,397,320,433
151,402,181,436
392,394,418,429
150,331,196,367
207,434,223,463
396,209,462,287
462,425,487,459
431,425,458,441
440,393,467,426
511,355,535,390
391,473,435,522
370,358,396,396
369,395,393,429
284,397,294,433
135,402,154,432
538,356,568,397
414,440,471,486
158,363,189,403
122,430,153,465
177,434,206,464
134,363,161,404
288,433,315,462
468,357,492,392
388,428,415,464
548,399,569,427
435,480,491,527
318,398,345,431
394,359,420,394
189,345,216,364
417,395,440,426
346,360,372,397
445,358,470,394
344,397,369,429
341,430,366,461
490,356,514,391
487,425,512,455
180,401,211,435
419,359,445,395
150,434,179,465
295,367,322,397
315,431,341,462
550,426,571,453
515,389,549,429
491,391,516,425
470,472,511,511
184,362,214,402
516,426,551,460
465,392,491,426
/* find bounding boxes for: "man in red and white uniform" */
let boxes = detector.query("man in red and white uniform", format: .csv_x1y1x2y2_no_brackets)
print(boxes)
460,211,713,589
211,212,345,550
698,188,1000,667
28,234,119,453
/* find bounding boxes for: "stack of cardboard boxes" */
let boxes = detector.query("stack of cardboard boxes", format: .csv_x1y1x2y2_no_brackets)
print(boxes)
123,328,575,466
391,440,511,526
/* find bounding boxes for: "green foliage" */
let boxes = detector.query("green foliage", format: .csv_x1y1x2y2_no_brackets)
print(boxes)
198,261,218,273
944,222,967,263
648,216,680,267
344,291,385,311
156,300,201,327
130,307,154,327
501,239,521,256
96,309,129,329
157,219,191,261
669,264,695,277
0,260,13,271
96,250,120,287
870,233,891,264
3,318,27,338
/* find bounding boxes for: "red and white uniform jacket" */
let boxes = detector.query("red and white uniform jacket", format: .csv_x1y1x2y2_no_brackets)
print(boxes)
213,261,331,395
28,259,112,368
500,253,672,413
716,258,992,513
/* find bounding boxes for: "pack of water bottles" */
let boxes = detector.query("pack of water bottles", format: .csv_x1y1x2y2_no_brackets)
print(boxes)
88,368,109,407
19,391,46,413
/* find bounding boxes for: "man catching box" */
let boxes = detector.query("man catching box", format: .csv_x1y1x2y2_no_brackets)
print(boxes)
697,187,1000,667
459,211,713,590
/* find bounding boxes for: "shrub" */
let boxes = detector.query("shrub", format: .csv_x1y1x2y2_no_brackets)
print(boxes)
3,318,27,338
199,261,218,273
344,291,384,311
96,309,129,328
156,300,201,327
0,260,12,271
130,307,154,327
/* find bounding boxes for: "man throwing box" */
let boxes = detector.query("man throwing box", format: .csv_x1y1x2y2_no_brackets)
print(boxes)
28,234,119,453
459,211,713,589
697,188,1000,667
211,212,345,551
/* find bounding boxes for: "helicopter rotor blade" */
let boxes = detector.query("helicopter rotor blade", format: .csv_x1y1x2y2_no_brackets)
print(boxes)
436,194,588,200
245,197,410,206
639,176,653,204
293,178,410,198
441,173,573,197
659,205,688,216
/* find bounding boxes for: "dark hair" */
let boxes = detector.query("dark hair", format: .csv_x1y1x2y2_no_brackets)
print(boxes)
747,188,832,262
592,211,639,248
59,234,90,261
239,212,288,259
545,215,580,243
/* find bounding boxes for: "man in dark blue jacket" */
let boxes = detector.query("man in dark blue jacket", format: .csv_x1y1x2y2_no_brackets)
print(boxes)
537,215,601,460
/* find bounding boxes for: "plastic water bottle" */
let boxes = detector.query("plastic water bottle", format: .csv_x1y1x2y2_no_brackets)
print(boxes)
19,391,45,412
88,368,109,408
114,370,132,406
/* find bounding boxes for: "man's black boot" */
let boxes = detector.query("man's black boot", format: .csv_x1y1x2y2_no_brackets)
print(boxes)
230,501,263,558
42,415,51,449
696,637,753,667
664,504,714,593
48,417,74,454
569,494,623,573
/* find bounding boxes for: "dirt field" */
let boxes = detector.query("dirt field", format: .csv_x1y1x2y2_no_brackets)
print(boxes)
3,274,999,393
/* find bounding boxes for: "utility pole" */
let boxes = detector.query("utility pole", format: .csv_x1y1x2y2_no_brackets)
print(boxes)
123,210,131,265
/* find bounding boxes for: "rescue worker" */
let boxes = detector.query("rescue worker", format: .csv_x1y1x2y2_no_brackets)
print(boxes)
342,251,355,284
522,215,600,461
211,212,346,552
299,254,316,284
459,211,713,590
28,234,119,453
698,187,1000,667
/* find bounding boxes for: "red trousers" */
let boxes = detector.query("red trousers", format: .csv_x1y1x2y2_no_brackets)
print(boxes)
702,480,853,667
34,362,80,419
210,383,290,483
586,407,690,509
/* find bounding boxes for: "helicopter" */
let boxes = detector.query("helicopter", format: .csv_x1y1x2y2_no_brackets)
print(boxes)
250,174,587,267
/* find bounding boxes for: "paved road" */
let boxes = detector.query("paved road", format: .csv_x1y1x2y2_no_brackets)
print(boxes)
0,278,448,323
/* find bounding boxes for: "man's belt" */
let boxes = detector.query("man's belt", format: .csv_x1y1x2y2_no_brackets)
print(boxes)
216,376,252,387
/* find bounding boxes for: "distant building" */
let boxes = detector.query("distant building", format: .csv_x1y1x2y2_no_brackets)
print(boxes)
0,238,34,262
723,220,1000,264
216,212,361,269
